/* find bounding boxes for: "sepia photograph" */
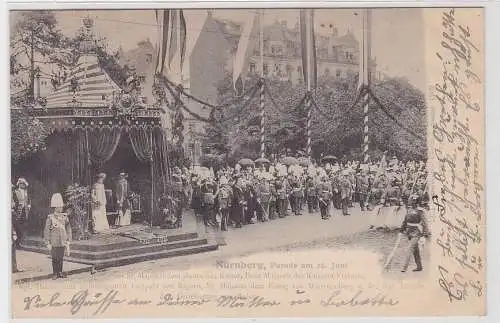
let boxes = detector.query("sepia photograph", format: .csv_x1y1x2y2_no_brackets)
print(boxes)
8,6,485,318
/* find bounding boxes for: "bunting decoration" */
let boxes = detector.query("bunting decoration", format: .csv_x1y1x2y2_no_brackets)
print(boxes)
155,9,187,84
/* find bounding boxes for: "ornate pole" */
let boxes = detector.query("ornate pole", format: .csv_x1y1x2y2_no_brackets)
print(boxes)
360,9,372,163
306,10,313,160
259,9,265,159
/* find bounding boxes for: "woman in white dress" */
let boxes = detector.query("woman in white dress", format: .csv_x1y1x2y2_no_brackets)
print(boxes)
92,173,110,233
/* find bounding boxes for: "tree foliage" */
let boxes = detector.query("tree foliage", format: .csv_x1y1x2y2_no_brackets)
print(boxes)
11,109,50,164
204,72,427,164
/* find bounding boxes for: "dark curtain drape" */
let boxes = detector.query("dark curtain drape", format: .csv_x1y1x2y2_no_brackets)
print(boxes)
87,126,122,167
70,124,171,226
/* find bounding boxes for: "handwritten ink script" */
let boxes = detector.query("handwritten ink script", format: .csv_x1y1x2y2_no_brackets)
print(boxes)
22,288,399,316
432,8,484,303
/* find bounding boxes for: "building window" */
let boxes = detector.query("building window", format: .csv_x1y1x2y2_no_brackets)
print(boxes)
249,62,256,73
336,69,342,78
146,54,152,63
324,68,330,77
271,45,283,55
297,65,302,73
263,63,269,76
286,64,293,79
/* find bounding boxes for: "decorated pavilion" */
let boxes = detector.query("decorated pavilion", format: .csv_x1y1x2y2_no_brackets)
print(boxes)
12,17,171,235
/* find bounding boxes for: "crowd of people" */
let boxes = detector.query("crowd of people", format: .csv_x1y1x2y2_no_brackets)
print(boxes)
161,155,429,231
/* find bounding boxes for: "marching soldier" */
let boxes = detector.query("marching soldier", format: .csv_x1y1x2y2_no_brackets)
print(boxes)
268,177,278,220
400,194,430,272
290,175,304,216
356,166,371,211
340,170,352,216
255,175,272,221
306,175,318,214
275,175,288,218
387,167,403,206
316,176,333,220
370,172,388,207
190,174,204,223
201,177,218,227
330,170,341,209
231,176,246,228
217,176,233,231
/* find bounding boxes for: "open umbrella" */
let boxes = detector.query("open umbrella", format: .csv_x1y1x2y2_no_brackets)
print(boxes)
255,157,270,165
281,156,298,166
238,158,255,167
321,155,337,164
297,157,310,167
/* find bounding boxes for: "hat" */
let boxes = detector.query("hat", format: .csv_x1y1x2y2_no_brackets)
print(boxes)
50,193,64,208
97,173,106,179
119,172,128,177
16,178,28,187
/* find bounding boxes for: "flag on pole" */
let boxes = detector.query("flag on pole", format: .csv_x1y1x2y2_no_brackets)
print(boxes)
233,12,259,96
300,9,317,90
181,10,209,85
155,9,187,84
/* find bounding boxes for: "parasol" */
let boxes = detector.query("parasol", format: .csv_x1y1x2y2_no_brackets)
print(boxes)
321,155,337,164
297,157,310,167
255,157,270,165
281,156,298,166
238,158,255,167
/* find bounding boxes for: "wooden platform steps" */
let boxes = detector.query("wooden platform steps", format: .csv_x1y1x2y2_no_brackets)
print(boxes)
21,231,219,270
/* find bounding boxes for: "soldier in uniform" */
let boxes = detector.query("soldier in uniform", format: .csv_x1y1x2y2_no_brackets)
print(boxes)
12,178,31,247
340,170,352,216
255,175,272,221
231,176,246,228
290,176,304,216
330,170,341,209
275,176,288,218
244,179,257,224
190,174,204,223
306,175,318,214
217,176,233,231
387,167,403,206
44,193,72,279
201,178,218,227
400,194,430,272
370,173,388,207
268,177,277,220
316,176,332,220
356,166,371,211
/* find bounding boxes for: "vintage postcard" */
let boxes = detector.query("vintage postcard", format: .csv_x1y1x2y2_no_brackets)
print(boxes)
9,6,485,318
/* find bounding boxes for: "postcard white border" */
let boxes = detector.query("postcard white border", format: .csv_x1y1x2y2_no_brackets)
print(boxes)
1,1,498,322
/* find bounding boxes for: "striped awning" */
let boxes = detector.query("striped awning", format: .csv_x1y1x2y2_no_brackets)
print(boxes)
45,55,122,109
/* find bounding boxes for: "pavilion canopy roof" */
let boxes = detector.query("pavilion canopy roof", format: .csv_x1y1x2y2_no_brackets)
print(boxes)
45,54,121,109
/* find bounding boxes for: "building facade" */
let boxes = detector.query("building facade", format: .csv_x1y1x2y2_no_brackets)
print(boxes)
244,20,372,84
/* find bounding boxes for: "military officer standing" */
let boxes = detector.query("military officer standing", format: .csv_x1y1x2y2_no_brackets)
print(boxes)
356,166,371,211
231,177,246,228
44,193,72,279
400,194,429,272
316,176,333,220
255,175,271,221
217,176,233,231
340,170,352,216
306,175,318,214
